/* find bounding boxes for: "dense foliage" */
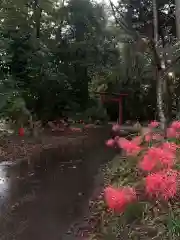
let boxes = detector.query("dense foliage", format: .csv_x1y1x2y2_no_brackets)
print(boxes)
0,0,117,123
0,0,180,124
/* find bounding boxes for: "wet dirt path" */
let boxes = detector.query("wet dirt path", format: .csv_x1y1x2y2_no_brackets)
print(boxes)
0,127,114,240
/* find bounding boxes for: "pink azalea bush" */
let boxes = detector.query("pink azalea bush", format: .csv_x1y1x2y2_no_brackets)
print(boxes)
104,121,180,213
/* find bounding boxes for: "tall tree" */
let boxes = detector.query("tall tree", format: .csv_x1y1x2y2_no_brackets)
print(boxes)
175,0,180,39
152,0,166,129
0,0,119,121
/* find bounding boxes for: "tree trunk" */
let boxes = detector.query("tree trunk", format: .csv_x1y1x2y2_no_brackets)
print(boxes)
152,0,166,130
175,0,180,39
152,0,158,44
175,0,180,119
34,0,41,39
156,71,166,129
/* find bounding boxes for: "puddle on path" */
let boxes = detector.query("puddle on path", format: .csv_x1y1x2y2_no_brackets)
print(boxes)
0,128,114,240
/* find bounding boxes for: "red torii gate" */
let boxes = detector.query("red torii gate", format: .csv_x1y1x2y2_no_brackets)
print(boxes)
95,92,128,125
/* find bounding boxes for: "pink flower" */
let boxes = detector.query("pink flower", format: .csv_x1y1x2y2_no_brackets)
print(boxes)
117,138,141,156
145,133,152,142
106,139,115,148
104,186,136,212
117,137,128,146
148,121,160,128
139,154,157,172
171,121,180,129
112,124,120,132
139,147,175,172
145,170,178,200
166,127,177,138
114,136,120,141
161,142,178,153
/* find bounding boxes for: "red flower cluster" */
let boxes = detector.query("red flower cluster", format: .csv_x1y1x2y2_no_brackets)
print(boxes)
167,121,180,138
139,147,175,172
112,124,121,132
104,186,136,212
104,120,180,213
106,139,115,148
145,170,178,200
145,133,152,142
117,138,141,156
140,121,180,200
167,127,177,138
148,120,160,128
171,121,180,129
161,142,178,153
